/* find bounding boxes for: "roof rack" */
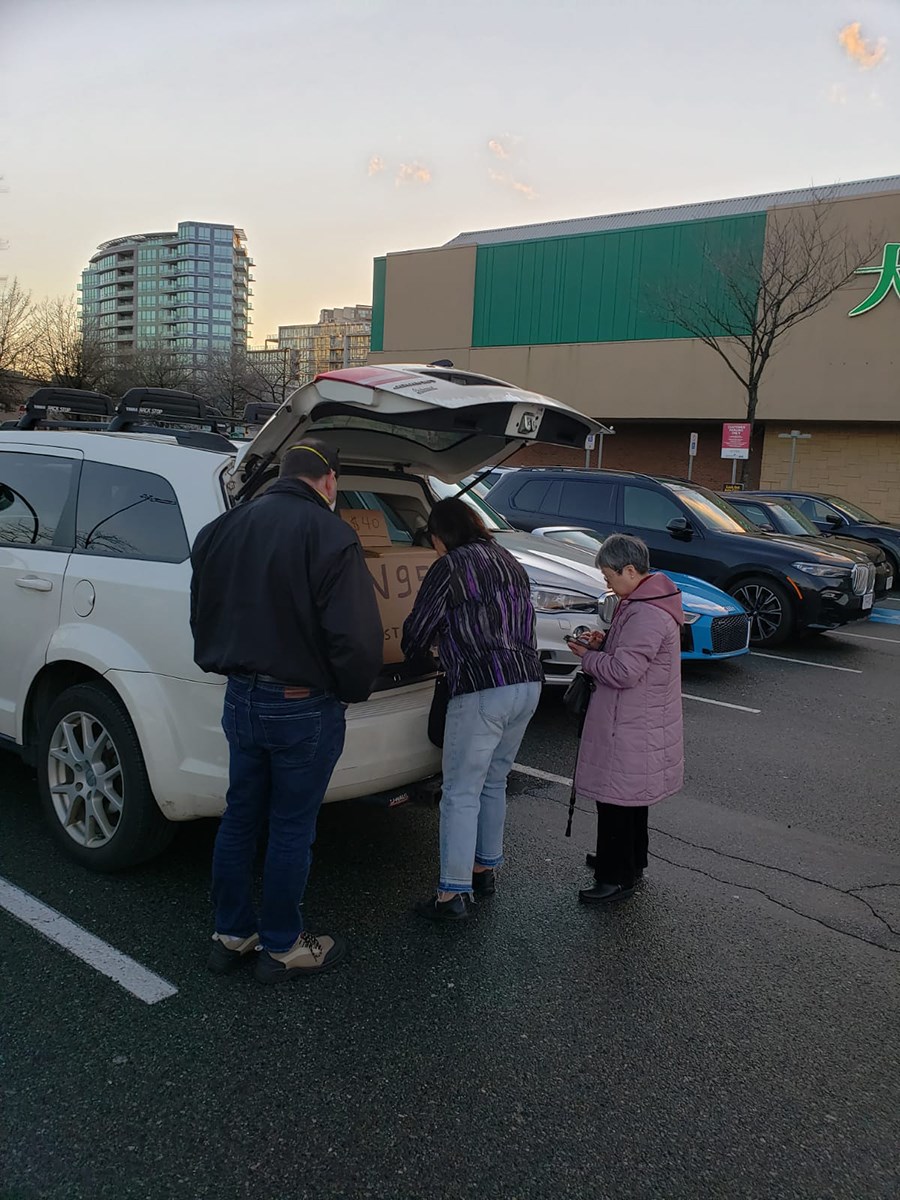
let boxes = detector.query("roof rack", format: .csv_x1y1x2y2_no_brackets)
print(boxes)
108,388,237,451
16,388,115,430
242,402,279,425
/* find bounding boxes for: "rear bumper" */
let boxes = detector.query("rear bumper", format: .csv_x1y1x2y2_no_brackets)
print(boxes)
106,670,441,821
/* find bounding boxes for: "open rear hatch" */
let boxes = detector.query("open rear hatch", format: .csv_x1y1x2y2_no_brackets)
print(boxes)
225,365,608,502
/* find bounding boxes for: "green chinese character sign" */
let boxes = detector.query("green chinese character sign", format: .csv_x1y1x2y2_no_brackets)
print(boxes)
849,243,900,317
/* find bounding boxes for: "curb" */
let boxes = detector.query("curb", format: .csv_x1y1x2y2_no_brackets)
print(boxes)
871,608,900,626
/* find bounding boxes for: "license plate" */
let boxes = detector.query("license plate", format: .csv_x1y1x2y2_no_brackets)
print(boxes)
862,592,874,610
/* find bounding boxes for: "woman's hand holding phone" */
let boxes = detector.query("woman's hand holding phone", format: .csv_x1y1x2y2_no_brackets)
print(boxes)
566,630,605,658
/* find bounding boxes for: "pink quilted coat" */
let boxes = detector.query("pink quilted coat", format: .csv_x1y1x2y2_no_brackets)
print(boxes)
575,573,684,807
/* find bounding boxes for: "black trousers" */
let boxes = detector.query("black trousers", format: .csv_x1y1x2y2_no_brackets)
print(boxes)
594,803,649,886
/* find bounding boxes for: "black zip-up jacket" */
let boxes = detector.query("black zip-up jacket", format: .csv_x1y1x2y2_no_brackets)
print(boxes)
190,479,383,703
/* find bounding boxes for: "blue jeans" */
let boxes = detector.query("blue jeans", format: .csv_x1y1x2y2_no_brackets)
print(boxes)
439,681,541,893
212,675,346,952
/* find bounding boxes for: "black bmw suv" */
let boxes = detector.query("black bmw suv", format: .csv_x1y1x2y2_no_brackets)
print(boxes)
487,468,879,646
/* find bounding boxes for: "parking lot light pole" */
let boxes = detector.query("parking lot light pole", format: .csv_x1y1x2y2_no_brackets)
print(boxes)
778,429,812,488
595,424,614,468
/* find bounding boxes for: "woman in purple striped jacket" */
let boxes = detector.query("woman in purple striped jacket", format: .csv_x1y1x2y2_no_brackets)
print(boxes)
402,498,543,921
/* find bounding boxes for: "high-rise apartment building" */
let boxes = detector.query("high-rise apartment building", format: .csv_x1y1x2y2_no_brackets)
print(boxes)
272,305,371,381
79,222,252,368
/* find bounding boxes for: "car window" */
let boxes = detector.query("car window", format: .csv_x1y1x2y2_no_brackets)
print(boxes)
541,528,604,553
557,480,616,523
827,496,880,523
428,477,512,531
766,502,818,536
664,484,755,533
75,462,189,562
508,479,555,513
337,489,415,544
791,496,839,524
623,486,683,531
733,501,772,529
0,452,75,548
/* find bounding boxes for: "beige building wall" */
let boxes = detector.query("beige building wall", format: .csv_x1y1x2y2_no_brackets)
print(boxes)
371,190,900,426
381,245,476,356
760,423,900,523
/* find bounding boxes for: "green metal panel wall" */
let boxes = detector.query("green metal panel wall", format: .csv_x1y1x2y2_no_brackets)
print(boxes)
471,213,767,347
370,257,386,352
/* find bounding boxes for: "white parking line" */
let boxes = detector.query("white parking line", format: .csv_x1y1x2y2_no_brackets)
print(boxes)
681,693,761,714
750,652,862,674
0,877,178,1005
836,630,900,645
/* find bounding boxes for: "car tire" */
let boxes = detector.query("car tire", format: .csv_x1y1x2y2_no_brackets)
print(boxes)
36,682,175,872
880,549,899,592
728,576,795,647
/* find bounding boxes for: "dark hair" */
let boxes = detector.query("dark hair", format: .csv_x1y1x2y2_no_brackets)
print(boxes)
426,498,493,552
280,437,340,481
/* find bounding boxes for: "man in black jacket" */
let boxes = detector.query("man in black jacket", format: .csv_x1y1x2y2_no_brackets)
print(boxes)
190,438,383,984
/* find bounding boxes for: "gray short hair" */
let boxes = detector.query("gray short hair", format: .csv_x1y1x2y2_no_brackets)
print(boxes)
596,533,650,575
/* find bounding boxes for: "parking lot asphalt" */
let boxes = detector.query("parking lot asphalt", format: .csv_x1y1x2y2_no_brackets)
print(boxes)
2,626,899,1200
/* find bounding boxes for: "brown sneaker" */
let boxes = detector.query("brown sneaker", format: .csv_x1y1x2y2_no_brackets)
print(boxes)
207,932,260,975
253,932,347,985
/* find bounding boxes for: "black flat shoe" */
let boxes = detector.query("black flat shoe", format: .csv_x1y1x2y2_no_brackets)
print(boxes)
578,881,636,904
415,893,471,922
472,869,496,896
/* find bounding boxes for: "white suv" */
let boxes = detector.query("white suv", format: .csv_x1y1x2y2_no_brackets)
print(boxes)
0,368,600,870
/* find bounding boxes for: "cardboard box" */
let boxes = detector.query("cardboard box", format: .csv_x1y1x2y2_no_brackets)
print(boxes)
364,546,437,664
339,508,391,549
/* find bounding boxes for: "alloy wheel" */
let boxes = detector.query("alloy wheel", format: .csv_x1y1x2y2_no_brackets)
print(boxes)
733,583,784,644
47,711,124,847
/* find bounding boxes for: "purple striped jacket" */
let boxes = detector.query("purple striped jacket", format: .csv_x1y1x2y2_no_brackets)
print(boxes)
401,539,543,697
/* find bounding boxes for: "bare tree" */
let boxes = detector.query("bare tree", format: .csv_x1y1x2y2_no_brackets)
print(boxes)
111,344,198,395
0,278,35,402
660,199,881,479
28,295,112,392
243,348,297,407
199,348,255,419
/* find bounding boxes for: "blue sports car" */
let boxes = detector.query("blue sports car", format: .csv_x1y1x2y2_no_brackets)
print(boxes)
429,484,750,684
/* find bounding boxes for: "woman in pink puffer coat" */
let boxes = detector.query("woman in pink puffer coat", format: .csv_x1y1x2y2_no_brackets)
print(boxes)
570,533,684,904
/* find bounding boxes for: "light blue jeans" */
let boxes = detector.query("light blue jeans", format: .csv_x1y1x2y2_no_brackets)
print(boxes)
439,681,542,893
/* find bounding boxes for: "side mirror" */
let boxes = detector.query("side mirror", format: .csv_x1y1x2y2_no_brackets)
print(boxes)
666,517,693,540
0,485,14,513
759,522,776,533
826,513,844,529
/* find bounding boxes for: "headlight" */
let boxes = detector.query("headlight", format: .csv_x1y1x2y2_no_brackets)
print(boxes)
791,561,851,579
530,586,597,613
684,612,701,625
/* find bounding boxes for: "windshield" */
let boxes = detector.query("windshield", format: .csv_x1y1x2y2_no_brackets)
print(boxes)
428,477,513,531
539,528,604,553
829,496,880,523
665,483,758,534
768,502,820,537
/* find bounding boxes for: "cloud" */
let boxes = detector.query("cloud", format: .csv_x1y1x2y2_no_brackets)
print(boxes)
488,138,511,160
489,168,538,200
367,155,385,176
395,162,432,186
838,22,887,69
828,82,848,105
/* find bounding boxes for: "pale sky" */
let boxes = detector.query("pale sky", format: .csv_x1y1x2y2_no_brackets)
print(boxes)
1,0,897,342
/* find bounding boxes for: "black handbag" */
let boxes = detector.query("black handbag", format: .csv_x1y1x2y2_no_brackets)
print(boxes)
562,670,594,719
428,675,449,748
